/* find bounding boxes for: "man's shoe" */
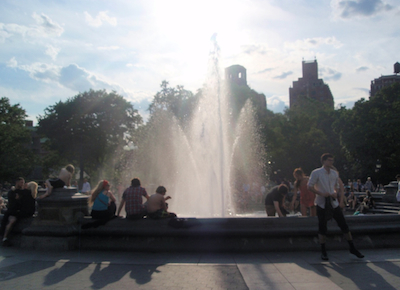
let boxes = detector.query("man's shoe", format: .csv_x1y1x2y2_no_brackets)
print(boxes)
321,253,329,261
350,248,364,258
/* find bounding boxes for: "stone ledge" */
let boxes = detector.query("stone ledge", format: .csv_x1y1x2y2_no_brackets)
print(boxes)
3,214,400,252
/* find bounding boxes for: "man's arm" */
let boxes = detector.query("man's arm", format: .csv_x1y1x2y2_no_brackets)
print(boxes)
308,171,329,197
273,201,285,217
117,199,125,216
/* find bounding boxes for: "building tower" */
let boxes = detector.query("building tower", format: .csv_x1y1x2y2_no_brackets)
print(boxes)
225,65,247,86
289,60,334,109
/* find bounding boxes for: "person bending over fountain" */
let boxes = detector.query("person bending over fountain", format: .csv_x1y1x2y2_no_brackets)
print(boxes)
117,178,150,219
40,164,75,199
147,186,177,219
308,153,364,261
264,184,289,217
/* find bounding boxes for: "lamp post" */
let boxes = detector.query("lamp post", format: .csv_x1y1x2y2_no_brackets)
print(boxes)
375,159,381,191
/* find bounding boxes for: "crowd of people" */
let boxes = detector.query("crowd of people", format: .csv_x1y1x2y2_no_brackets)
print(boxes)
0,153,389,260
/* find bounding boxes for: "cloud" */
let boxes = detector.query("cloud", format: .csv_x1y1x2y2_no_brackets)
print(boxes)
6,57,18,68
354,87,370,93
242,44,269,55
0,13,63,42
6,58,121,92
320,67,342,81
84,11,117,27
284,37,343,50
356,66,369,72
32,12,64,36
45,45,60,60
256,68,273,74
331,0,394,19
267,96,287,113
273,71,293,79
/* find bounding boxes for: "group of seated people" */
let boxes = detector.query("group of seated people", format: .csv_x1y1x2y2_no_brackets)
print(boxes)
0,177,38,246
82,177,177,229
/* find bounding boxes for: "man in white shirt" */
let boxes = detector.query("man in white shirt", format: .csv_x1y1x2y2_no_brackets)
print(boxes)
81,178,91,195
308,153,364,261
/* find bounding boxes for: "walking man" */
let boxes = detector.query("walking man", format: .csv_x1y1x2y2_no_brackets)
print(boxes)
308,153,364,260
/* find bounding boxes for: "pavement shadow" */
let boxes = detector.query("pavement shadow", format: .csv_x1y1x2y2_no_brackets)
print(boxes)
372,261,400,278
43,261,89,286
314,261,398,289
89,262,163,289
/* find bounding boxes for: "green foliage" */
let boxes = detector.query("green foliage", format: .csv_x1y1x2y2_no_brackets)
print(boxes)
149,81,197,126
333,83,400,184
37,90,143,182
0,97,34,181
264,96,345,181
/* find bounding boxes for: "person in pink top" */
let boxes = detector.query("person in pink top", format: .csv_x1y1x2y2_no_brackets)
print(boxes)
291,168,316,217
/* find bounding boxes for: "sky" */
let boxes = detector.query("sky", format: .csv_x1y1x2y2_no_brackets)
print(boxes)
1,0,399,124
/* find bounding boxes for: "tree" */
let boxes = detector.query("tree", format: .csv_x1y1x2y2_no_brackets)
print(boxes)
0,97,34,182
264,96,344,182
37,90,143,183
149,81,197,127
333,83,400,184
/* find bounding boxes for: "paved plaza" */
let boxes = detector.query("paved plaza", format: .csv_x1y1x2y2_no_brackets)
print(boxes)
1,247,400,289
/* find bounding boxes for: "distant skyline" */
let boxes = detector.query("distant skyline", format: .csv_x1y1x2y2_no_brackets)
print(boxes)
1,0,399,124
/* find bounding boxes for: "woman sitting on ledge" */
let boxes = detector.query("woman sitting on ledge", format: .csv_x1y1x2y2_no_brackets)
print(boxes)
82,180,116,229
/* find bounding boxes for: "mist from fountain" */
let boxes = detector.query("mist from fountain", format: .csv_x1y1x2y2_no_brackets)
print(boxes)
141,38,265,217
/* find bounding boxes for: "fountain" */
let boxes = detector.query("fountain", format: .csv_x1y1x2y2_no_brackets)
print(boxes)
140,37,266,217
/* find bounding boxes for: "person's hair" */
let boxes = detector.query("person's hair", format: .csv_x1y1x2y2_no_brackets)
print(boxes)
321,153,333,164
88,180,109,205
396,174,400,179
26,181,38,198
278,184,288,195
65,164,75,174
156,186,166,193
16,177,24,183
131,178,141,187
293,168,305,188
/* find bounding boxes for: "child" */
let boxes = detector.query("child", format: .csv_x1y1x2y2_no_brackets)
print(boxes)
40,164,75,199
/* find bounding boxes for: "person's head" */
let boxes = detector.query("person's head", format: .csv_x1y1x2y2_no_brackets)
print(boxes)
26,181,38,198
293,168,304,180
65,164,75,174
89,180,110,204
131,178,141,187
84,178,88,183
156,186,167,195
321,153,334,166
15,177,25,189
367,177,371,181
277,184,288,196
396,174,400,181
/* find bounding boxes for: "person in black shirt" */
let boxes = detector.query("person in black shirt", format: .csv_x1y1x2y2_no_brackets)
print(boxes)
265,184,289,217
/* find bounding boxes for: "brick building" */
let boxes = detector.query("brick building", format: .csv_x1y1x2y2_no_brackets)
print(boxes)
289,60,334,109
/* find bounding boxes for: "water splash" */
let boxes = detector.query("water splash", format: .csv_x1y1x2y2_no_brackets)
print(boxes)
140,38,265,217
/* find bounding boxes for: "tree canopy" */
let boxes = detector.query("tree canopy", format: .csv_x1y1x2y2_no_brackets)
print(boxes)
0,97,34,182
37,89,142,182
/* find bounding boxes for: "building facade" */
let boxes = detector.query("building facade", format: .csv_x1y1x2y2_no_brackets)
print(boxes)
289,60,334,109
370,62,400,98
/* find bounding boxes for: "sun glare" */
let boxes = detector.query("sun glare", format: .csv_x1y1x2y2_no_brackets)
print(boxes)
151,0,247,84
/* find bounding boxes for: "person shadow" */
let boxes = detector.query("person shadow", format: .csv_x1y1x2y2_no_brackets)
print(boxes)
316,260,398,289
43,261,89,286
89,262,163,289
